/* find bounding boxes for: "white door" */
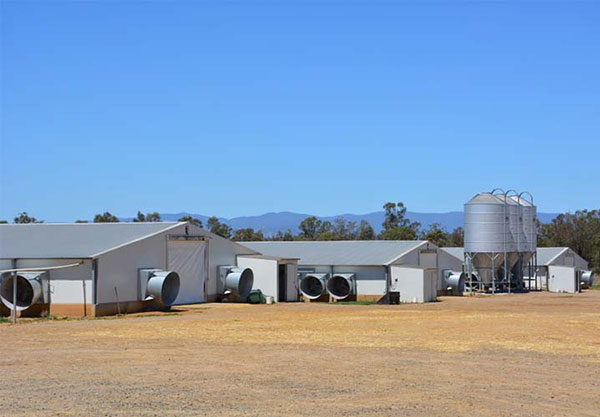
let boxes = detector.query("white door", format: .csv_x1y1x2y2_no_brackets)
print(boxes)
167,240,207,304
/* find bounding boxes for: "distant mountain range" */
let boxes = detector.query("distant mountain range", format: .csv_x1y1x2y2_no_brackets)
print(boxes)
122,211,559,236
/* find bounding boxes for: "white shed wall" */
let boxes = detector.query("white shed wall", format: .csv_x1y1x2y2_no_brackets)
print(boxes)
390,266,437,303
3,258,94,304
437,250,464,293
237,256,279,300
205,236,257,301
96,232,167,304
550,250,589,270
0,259,13,270
547,265,579,293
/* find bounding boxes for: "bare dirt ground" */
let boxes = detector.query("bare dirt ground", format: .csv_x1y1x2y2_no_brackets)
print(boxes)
1,291,599,417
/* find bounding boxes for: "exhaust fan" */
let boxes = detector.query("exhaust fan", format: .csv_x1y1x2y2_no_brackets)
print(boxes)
0,272,50,312
138,269,180,306
298,273,329,300
326,273,356,300
581,270,594,289
218,266,254,299
443,270,466,296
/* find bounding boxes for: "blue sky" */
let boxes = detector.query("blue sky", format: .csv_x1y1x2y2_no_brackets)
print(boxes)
1,1,599,222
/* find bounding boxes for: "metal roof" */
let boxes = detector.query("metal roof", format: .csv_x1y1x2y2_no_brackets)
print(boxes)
536,247,569,266
241,240,429,266
0,222,183,259
537,247,588,268
440,247,464,261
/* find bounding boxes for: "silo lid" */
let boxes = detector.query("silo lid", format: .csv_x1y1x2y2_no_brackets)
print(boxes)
509,195,533,206
496,194,519,205
465,193,504,205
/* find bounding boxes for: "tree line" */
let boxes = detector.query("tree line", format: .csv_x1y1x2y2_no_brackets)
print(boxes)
4,204,598,272
1,202,464,246
266,202,464,248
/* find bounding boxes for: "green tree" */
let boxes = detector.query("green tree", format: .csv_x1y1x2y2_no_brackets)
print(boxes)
380,226,418,240
232,228,265,241
93,212,119,223
448,227,464,247
207,216,232,239
382,202,409,231
270,230,295,241
318,220,334,238
146,212,161,222
75,220,89,223
298,216,322,240
178,215,203,228
357,220,376,240
133,211,161,222
379,201,419,240
420,223,451,247
133,211,146,222
330,217,358,240
316,230,337,241
0,220,8,224
14,212,42,224
297,216,361,240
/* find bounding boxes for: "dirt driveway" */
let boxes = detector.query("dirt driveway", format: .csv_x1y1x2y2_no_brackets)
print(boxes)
1,291,599,416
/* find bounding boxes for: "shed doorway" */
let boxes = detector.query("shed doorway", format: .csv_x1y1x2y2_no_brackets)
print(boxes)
167,239,207,304
278,264,287,301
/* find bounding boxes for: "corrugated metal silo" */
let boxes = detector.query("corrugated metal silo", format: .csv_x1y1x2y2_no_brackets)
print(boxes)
512,193,538,289
464,192,513,253
496,193,524,272
464,192,511,287
509,195,536,253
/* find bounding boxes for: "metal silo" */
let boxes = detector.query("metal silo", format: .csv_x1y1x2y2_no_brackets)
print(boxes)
464,192,512,291
503,195,527,253
509,192,538,289
495,192,524,277
524,194,537,253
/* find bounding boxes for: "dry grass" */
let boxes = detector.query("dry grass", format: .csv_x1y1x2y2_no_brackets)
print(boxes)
1,291,599,416
68,291,600,358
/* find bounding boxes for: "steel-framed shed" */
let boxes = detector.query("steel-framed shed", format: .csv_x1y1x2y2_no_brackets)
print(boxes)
241,240,445,303
0,222,258,317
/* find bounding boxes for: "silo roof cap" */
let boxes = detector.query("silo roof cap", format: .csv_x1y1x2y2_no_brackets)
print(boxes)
465,193,504,205
495,194,519,205
509,195,533,206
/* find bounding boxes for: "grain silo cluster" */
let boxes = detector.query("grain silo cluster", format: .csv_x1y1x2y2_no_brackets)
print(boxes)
464,189,538,292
